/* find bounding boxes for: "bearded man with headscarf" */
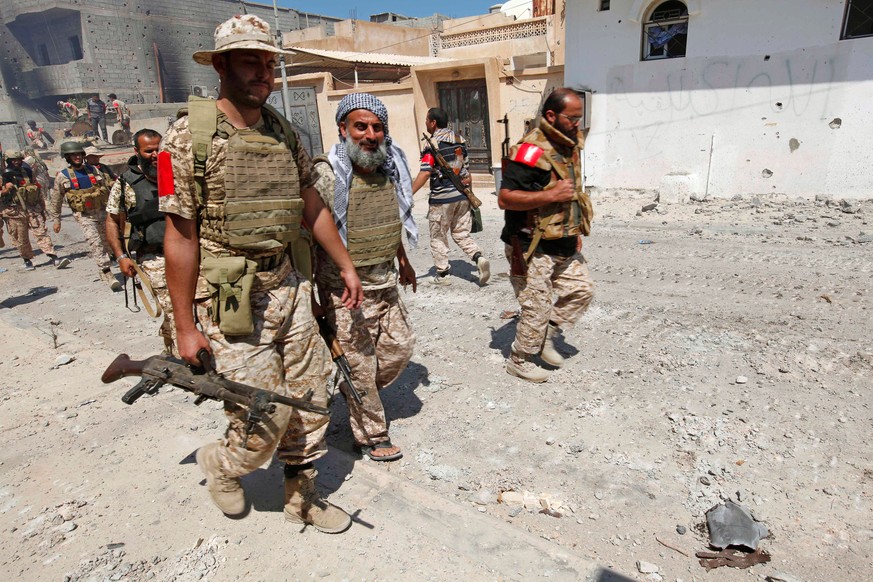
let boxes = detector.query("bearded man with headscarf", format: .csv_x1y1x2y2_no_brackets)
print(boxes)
313,93,418,462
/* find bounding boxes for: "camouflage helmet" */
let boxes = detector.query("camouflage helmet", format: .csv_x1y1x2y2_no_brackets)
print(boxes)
60,141,86,156
5,150,24,160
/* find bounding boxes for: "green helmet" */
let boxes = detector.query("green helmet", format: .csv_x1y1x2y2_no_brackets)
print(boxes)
5,150,23,160
60,141,86,156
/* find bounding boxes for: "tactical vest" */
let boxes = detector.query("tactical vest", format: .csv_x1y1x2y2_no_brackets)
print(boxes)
511,125,593,239
122,168,165,252
187,97,303,252
346,171,402,267
62,165,109,213
12,171,41,206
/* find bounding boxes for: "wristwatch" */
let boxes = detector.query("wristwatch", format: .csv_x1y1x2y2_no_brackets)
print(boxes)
118,253,129,261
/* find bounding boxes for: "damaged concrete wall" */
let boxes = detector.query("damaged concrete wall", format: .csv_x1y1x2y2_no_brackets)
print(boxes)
0,0,340,122
565,0,873,200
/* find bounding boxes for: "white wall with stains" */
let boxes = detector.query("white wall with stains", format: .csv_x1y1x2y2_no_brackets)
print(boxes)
565,0,873,200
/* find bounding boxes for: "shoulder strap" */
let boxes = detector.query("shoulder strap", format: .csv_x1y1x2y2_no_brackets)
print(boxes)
187,97,218,207
262,103,298,153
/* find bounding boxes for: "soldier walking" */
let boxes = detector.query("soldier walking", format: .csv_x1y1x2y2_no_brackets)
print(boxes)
312,93,418,462
498,88,595,382
105,129,175,354
50,141,121,290
159,14,362,533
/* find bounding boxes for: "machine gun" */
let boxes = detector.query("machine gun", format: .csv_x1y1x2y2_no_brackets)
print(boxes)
421,133,482,209
102,350,330,445
316,315,364,405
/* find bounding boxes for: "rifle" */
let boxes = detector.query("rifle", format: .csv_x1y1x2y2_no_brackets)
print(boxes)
509,234,528,277
421,133,482,209
102,350,330,445
316,315,364,405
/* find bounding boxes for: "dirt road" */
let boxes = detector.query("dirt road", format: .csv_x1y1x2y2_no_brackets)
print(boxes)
0,191,869,581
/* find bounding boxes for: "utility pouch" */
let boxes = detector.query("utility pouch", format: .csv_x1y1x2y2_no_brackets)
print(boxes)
470,206,483,234
200,255,257,336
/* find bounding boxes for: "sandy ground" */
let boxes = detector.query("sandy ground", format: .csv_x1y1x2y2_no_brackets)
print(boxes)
0,188,870,582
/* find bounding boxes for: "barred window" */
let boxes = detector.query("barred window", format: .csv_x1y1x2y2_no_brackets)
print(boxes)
642,1,688,61
600,0,611,11
842,0,873,39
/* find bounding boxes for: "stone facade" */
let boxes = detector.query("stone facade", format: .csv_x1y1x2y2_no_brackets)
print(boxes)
0,0,339,122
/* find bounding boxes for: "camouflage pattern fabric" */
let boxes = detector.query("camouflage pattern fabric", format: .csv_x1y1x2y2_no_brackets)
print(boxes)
1,214,34,261
196,266,333,473
75,210,112,271
426,199,481,272
319,286,414,446
504,245,594,355
24,207,55,256
139,254,175,356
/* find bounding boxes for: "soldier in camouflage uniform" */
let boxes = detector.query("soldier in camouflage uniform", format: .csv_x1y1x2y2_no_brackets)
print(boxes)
50,141,121,290
1,150,69,270
159,14,363,534
105,129,175,355
313,93,418,462
498,88,595,383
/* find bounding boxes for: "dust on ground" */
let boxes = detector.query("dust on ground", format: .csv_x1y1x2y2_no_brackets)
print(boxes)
0,190,870,581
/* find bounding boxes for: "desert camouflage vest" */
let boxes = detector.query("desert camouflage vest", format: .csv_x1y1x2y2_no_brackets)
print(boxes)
12,170,41,206
347,171,402,266
62,164,109,213
187,97,302,252
511,122,593,239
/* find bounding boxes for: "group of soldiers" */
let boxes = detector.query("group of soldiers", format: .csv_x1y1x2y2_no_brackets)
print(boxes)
6,14,594,534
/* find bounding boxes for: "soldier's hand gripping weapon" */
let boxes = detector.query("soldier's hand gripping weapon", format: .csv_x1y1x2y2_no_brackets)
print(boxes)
102,350,330,445
421,133,482,209
316,315,364,405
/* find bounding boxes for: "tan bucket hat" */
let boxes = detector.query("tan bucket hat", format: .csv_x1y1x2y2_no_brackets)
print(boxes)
83,146,104,157
192,14,289,65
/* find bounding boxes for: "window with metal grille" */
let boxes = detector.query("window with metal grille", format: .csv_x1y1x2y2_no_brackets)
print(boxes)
600,0,611,10
642,1,688,61
842,0,873,39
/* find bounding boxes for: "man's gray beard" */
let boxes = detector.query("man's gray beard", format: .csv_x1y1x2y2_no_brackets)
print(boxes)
139,156,157,180
347,139,387,171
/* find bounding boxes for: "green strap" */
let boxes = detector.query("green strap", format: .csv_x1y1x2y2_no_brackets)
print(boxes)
187,97,218,207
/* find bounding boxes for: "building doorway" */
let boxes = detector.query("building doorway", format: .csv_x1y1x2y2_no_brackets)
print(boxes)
437,80,491,172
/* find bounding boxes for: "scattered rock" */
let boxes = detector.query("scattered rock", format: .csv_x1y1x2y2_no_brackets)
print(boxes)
53,355,74,368
736,375,748,384
637,560,659,574
642,203,658,213
676,525,687,535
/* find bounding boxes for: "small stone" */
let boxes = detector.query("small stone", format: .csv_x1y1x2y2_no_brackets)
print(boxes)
53,355,74,368
545,437,555,445
699,476,711,486
508,507,523,517
641,203,658,212
735,375,748,384
636,560,659,574
594,490,604,500
676,525,687,535
56,521,77,533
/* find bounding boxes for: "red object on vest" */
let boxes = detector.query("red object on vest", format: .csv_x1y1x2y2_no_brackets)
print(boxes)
512,143,544,167
157,151,174,196
421,153,435,166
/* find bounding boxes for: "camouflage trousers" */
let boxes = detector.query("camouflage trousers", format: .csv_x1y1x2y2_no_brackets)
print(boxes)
139,254,175,356
1,212,32,261
504,245,594,355
24,207,55,257
196,261,332,476
321,285,415,446
73,209,111,271
427,200,481,271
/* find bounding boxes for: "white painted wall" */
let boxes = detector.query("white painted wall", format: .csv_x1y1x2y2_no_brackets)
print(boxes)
565,0,873,200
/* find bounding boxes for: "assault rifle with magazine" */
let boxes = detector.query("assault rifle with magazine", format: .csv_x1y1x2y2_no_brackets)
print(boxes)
421,133,482,209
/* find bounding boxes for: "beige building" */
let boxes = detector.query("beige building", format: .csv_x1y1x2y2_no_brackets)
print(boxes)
277,1,568,187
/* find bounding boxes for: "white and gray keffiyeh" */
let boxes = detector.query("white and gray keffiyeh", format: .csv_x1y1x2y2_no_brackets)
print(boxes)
328,93,418,249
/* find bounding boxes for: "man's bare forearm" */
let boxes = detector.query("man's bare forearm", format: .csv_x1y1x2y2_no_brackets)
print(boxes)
105,213,125,258
164,214,200,332
301,186,356,273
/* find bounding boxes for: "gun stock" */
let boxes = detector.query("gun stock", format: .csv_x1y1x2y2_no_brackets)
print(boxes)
101,353,145,383
316,316,364,405
422,133,482,209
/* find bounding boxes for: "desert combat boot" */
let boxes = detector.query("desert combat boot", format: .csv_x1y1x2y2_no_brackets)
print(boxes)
540,324,565,367
284,465,352,534
506,344,550,383
196,442,245,516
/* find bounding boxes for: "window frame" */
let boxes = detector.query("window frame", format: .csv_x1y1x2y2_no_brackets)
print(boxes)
841,0,873,40
641,1,689,61
599,0,611,11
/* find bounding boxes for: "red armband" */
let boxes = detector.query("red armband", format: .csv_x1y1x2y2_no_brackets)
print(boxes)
421,153,435,166
512,143,544,167
157,151,174,196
